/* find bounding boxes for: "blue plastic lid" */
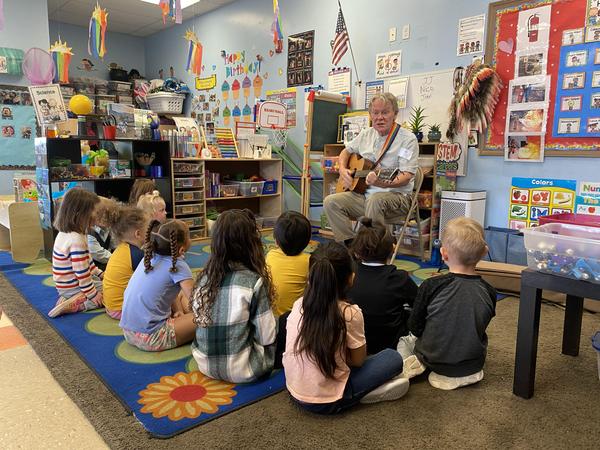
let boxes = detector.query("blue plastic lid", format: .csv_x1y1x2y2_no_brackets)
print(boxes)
593,331,600,351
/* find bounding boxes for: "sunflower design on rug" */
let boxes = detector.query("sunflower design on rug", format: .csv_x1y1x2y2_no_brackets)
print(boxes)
138,371,237,421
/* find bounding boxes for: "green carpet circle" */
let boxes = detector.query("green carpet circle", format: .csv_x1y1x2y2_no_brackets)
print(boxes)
201,245,211,254
262,235,275,243
115,340,191,364
393,260,421,272
186,357,199,372
24,259,52,276
42,276,55,287
85,314,123,336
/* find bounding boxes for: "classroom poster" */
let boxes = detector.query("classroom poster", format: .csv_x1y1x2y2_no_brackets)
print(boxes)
436,142,467,177
486,0,600,154
287,30,314,87
375,50,402,78
265,87,297,128
457,14,485,56
575,180,600,214
508,177,577,229
327,68,351,94
388,77,409,109
0,85,35,169
364,80,384,108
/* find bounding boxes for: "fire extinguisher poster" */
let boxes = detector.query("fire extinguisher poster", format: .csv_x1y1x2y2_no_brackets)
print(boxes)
516,5,552,52
457,14,485,56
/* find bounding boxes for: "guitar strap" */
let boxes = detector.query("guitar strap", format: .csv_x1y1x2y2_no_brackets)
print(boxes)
374,122,401,167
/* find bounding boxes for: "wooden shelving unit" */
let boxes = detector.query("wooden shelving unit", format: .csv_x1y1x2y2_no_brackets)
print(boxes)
203,158,283,237
319,142,450,261
36,137,172,258
171,158,206,241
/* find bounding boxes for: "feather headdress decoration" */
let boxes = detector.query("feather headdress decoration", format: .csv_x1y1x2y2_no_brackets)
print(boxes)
447,62,503,140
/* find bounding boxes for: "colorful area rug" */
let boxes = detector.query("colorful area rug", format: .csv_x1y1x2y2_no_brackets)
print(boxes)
0,236,449,438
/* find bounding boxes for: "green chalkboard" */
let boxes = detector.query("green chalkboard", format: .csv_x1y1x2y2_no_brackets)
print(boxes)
308,98,347,151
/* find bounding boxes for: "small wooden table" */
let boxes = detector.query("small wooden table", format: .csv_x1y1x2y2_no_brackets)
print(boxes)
513,269,600,399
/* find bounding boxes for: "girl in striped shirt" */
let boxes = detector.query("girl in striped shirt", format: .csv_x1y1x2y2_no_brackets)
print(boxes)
49,188,104,318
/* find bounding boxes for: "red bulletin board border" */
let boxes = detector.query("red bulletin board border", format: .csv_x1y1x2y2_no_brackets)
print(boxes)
483,0,600,156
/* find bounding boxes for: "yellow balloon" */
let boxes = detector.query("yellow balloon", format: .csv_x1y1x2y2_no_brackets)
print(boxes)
69,94,93,115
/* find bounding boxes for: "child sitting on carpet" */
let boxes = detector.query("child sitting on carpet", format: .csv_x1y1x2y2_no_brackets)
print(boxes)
120,219,196,351
128,179,156,205
102,206,147,320
137,191,167,223
49,188,104,318
87,196,119,271
399,217,497,390
266,211,312,316
283,241,408,414
191,209,277,383
348,217,418,354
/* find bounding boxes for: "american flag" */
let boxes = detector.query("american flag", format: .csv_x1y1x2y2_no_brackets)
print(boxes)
331,6,349,66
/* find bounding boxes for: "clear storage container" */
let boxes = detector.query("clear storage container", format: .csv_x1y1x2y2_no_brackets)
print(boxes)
218,184,239,198
397,233,431,251
255,216,278,230
175,190,203,202
181,217,204,228
190,229,204,240
174,177,203,189
523,223,600,283
227,180,265,197
173,162,201,173
175,204,204,216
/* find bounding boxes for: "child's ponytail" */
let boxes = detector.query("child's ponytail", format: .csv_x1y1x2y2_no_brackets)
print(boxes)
295,242,353,379
143,219,160,273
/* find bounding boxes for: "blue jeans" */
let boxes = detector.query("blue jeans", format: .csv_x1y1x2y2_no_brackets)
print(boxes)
294,348,404,414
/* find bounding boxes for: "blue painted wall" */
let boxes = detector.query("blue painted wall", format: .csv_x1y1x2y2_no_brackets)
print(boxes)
0,0,50,194
48,21,146,81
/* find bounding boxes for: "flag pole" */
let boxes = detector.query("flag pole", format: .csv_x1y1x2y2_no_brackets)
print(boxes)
338,0,361,85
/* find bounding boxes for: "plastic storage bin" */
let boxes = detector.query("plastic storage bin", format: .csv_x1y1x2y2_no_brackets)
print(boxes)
262,180,278,195
397,233,431,251
218,184,239,198
190,229,204,240
256,216,278,230
175,190,203,202
175,204,204,216
228,181,265,197
146,92,185,114
539,213,600,228
523,222,600,283
174,177,203,189
181,217,204,228
173,162,201,173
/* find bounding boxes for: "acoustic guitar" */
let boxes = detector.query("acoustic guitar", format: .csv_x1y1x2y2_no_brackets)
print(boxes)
335,153,399,194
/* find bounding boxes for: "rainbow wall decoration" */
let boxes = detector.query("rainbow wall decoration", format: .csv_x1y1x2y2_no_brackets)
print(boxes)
159,0,182,25
50,39,73,83
88,2,108,59
185,30,203,77
271,0,284,53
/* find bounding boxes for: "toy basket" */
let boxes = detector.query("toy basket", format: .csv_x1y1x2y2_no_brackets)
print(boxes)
146,92,185,114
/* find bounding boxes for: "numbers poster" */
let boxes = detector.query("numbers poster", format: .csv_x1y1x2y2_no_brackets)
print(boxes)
508,177,577,229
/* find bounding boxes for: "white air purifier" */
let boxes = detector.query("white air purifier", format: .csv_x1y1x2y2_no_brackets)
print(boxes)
440,190,487,238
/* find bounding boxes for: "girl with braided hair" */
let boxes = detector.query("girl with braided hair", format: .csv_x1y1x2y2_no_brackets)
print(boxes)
119,219,196,351
190,209,277,383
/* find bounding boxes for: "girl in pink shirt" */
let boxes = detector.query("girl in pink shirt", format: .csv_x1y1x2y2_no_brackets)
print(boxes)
282,241,409,414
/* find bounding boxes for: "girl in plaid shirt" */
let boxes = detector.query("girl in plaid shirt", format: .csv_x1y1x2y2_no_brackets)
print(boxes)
191,210,277,383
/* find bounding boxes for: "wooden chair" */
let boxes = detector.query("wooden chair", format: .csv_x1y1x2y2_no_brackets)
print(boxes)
385,167,425,263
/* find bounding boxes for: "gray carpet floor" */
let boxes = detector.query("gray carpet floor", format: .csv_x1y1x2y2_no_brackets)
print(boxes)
1,273,599,449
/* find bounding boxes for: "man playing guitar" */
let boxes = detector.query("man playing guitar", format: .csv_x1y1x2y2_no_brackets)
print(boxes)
324,92,419,245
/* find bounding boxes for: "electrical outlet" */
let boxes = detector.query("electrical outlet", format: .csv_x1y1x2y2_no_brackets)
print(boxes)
402,24,410,40
389,27,397,42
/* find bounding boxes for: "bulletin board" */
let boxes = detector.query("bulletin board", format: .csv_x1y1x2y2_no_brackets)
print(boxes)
483,0,600,157
0,85,36,170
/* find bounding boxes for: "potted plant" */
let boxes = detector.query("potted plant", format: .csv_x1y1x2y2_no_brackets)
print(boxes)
409,106,427,142
428,123,442,142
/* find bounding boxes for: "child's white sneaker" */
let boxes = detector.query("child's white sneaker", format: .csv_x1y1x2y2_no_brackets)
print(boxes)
396,333,417,360
428,370,484,390
48,294,87,318
360,375,410,404
400,355,426,379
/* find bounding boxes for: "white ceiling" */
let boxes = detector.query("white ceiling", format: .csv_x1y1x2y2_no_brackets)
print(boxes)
47,0,237,37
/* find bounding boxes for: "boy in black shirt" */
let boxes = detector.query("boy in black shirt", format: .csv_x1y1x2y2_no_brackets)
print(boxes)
399,217,496,390
348,217,418,354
